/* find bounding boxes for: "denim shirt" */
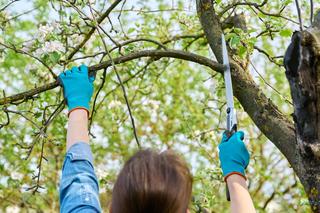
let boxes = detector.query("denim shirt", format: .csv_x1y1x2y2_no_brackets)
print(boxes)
59,142,102,213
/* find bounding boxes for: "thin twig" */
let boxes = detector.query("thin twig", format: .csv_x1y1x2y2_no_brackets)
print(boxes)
95,60,156,111
248,3,302,27
29,138,46,194
89,68,107,134
42,100,65,129
117,0,127,38
112,8,193,14
218,0,268,16
295,0,303,31
0,0,20,12
4,108,42,130
68,52,106,62
19,100,63,156
29,101,65,194
249,61,293,105
0,107,10,129
66,0,123,61
4,7,39,23
109,38,167,52
114,68,141,148
310,0,314,26
254,46,283,67
262,181,297,209
89,3,141,148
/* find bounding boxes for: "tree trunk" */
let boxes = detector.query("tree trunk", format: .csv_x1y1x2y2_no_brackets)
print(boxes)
284,11,320,212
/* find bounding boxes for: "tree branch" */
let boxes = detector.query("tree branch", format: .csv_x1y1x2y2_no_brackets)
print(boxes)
0,49,223,106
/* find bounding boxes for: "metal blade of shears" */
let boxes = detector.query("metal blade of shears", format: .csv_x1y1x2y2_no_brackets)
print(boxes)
221,33,237,202
221,34,237,133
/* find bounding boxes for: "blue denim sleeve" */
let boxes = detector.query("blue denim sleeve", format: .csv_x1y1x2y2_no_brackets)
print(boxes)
59,142,102,213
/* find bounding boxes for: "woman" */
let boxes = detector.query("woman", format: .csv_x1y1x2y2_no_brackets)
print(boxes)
59,65,255,213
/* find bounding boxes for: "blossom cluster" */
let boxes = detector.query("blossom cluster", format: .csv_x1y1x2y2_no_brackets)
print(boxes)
21,22,64,57
108,100,122,109
34,41,64,56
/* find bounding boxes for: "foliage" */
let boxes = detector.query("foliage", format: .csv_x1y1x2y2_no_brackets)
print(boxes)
0,0,316,212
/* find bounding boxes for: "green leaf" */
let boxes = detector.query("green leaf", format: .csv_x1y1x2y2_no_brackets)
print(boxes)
238,46,247,58
128,28,135,34
49,51,61,64
280,29,292,37
34,112,42,118
230,35,240,48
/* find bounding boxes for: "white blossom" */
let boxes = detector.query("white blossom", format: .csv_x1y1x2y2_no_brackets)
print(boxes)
118,126,124,133
33,40,63,57
6,206,20,213
11,171,23,180
44,41,64,53
160,113,168,122
108,100,122,109
2,11,12,20
21,40,35,52
96,167,107,179
34,47,45,57
194,130,201,136
150,111,157,123
21,46,29,52
75,35,83,44
208,131,215,138
0,54,4,63
132,85,139,91
51,21,60,29
25,63,37,73
87,12,94,20
145,126,152,132
148,100,160,110
38,24,54,40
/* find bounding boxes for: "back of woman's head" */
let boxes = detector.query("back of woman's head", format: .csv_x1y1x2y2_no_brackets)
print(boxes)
111,149,193,213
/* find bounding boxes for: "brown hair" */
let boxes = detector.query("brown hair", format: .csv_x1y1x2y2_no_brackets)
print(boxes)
111,149,193,213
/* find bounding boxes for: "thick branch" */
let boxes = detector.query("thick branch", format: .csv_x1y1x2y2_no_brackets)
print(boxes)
0,49,223,106
197,0,296,169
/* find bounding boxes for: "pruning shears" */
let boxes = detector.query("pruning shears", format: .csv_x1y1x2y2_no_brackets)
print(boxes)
221,33,237,201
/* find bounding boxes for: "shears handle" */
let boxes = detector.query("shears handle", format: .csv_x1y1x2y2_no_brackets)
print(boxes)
88,70,96,79
225,124,237,138
225,123,237,202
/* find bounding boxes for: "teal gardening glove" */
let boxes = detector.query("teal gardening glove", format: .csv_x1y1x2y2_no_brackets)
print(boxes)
218,131,250,181
58,65,95,116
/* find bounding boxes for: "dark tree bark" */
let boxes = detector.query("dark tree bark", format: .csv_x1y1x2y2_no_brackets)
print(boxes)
284,11,320,212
